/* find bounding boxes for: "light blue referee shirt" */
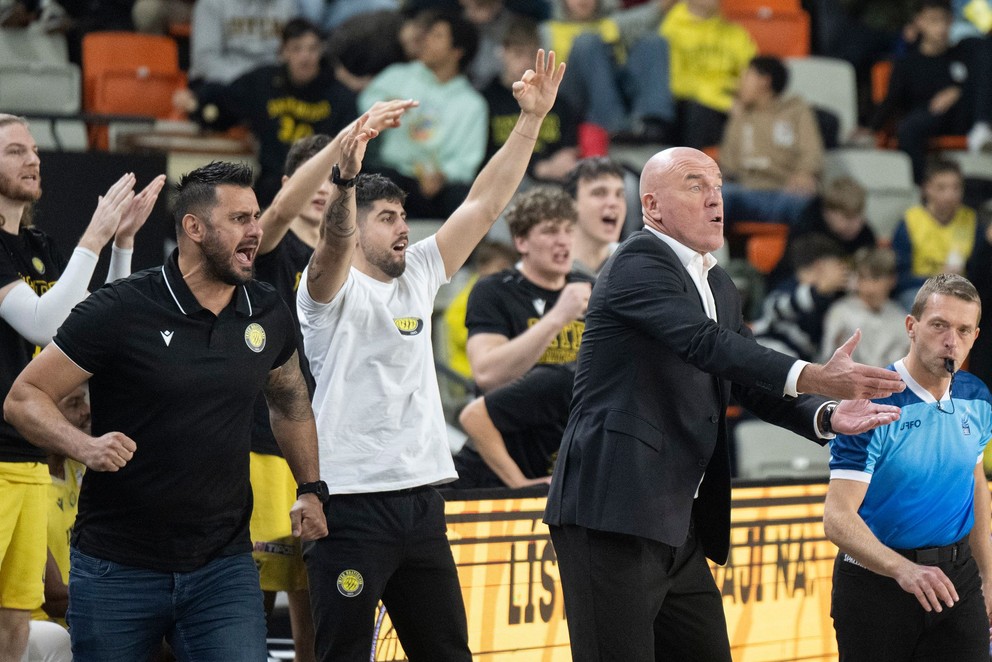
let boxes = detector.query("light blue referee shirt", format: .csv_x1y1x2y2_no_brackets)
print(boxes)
830,360,992,550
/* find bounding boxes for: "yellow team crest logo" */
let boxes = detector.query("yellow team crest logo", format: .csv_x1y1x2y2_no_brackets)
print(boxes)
393,317,424,336
337,569,364,597
244,323,266,353
31,257,45,274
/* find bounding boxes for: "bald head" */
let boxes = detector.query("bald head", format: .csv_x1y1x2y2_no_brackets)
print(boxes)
640,147,725,254
639,147,715,197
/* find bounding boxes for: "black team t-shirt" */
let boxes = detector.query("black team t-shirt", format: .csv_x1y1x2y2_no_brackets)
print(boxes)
0,227,67,462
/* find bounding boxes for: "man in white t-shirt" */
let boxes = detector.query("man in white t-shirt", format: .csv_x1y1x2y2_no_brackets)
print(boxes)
296,51,565,661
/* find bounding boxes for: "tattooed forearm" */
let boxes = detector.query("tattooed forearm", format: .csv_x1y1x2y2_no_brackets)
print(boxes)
307,252,325,285
324,191,356,239
265,353,315,423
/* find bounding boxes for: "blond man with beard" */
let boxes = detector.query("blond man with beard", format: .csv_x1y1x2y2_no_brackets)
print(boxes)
0,114,163,662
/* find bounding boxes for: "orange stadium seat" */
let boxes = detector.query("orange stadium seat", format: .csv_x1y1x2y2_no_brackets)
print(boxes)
729,222,789,273
82,31,185,149
727,9,811,58
746,233,788,274
722,0,802,14
92,69,186,119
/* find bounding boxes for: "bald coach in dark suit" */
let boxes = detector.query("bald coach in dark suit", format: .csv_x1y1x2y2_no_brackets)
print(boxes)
544,146,905,662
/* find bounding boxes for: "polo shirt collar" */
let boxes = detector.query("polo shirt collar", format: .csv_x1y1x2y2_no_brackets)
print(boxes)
161,249,255,317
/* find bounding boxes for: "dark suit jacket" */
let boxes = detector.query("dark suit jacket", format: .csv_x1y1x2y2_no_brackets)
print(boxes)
544,230,827,565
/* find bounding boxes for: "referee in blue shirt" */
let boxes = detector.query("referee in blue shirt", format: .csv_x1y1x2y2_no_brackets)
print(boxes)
825,273,992,661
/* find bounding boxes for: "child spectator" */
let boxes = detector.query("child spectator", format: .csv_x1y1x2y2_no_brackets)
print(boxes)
768,176,877,288
893,158,980,308
484,17,581,184
720,56,824,225
359,9,488,218
869,0,992,182
751,233,851,361
175,19,358,207
821,247,909,367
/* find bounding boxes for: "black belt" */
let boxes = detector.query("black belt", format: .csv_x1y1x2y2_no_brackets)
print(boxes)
894,537,970,565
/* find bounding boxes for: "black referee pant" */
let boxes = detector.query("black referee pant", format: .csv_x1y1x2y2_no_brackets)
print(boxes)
831,548,988,661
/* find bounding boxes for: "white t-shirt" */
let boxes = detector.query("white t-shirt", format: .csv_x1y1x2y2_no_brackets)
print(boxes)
297,235,456,493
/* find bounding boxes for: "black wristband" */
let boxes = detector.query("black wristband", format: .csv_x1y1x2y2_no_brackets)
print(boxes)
821,402,837,435
331,164,356,189
296,480,330,503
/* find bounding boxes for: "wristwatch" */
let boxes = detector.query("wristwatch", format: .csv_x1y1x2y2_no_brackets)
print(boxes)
821,402,838,435
296,480,330,503
331,164,356,189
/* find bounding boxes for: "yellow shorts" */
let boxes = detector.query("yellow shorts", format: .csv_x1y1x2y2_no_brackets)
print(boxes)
0,462,50,610
249,452,307,593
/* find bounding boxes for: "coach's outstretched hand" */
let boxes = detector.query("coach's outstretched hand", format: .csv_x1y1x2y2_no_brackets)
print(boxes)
830,398,901,435
798,329,906,401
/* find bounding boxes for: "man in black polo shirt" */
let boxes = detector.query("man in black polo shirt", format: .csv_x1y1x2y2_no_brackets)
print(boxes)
4,161,327,661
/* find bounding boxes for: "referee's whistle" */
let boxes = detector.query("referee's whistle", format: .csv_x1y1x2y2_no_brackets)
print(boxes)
944,358,955,374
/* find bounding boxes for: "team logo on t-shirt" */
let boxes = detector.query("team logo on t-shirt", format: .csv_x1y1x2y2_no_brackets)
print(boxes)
393,317,423,336
31,257,45,274
244,323,267,352
337,569,364,597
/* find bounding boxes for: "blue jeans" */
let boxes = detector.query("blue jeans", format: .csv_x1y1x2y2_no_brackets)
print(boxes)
721,181,813,225
67,548,267,662
561,32,674,132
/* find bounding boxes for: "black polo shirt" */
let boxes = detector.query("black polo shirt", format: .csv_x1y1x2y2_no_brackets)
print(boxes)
53,249,296,572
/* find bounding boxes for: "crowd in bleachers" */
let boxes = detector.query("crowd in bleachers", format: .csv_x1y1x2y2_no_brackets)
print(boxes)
6,0,992,658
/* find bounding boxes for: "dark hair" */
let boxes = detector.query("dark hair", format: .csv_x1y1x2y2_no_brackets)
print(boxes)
355,173,407,220
911,273,981,322
506,186,577,238
281,17,324,45
564,157,625,198
916,0,952,15
788,233,846,270
423,9,479,72
284,134,332,177
922,158,962,184
501,16,540,49
853,246,897,279
749,56,789,95
327,10,405,76
173,161,254,229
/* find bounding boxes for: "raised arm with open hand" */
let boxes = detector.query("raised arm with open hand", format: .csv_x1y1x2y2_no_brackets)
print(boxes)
337,113,378,180
114,174,167,249
512,49,566,120
77,173,137,254
365,98,419,132
306,114,379,303
435,50,566,278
